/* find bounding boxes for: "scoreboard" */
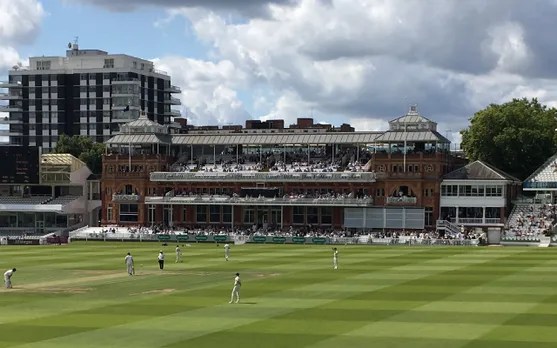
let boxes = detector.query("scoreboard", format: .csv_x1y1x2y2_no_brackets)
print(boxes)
0,146,40,184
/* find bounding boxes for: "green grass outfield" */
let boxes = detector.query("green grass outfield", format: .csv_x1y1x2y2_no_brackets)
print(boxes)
1,242,557,348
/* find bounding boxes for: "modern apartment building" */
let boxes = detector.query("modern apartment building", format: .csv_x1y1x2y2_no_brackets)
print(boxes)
0,42,181,152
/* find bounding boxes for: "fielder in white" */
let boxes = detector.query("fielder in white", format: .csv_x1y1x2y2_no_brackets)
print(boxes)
224,243,230,261
124,252,134,275
229,272,241,303
176,245,182,263
4,268,16,289
333,247,338,269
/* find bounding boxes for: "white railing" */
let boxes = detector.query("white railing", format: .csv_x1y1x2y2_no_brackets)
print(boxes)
154,69,168,76
436,220,461,234
112,194,140,202
69,225,90,237
457,218,484,224
145,195,374,207
371,237,480,246
150,171,377,183
386,196,417,204
448,218,503,225
71,232,159,241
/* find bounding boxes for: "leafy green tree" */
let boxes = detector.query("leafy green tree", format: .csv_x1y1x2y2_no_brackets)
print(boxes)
461,98,557,180
53,134,106,174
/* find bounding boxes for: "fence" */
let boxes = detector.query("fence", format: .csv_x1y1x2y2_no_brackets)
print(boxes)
68,232,480,246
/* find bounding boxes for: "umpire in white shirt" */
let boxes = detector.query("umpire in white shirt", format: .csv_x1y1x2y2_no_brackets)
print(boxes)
158,250,165,270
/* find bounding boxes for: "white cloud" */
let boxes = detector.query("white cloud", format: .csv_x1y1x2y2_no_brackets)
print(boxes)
0,0,44,70
152,57,252,125
349,118,389,132
0,0,45,142
149,0,557,136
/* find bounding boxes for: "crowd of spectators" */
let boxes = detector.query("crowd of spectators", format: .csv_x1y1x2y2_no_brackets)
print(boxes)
78,224,484,242
171,148,372,174
505,204,556,239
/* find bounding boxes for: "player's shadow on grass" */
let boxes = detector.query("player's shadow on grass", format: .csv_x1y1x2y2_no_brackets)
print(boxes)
238,302,257,305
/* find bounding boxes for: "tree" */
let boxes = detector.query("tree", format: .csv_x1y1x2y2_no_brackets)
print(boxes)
461,98,557,181
53,134,106,174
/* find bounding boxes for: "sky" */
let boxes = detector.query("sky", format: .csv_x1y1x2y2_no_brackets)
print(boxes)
2,0,557,147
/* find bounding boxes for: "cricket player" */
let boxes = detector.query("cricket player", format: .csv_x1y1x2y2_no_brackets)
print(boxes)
333,247,338,269
158,250,165,270
125,252,134,275
4,268,16,289
229,272,241,304
224,243,230,261
176,245,182,263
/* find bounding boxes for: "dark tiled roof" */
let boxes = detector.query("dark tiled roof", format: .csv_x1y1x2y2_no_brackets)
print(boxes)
87,174,102,180
443,160,521,182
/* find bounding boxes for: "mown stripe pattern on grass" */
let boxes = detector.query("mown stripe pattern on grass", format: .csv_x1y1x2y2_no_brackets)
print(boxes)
0,243,557,348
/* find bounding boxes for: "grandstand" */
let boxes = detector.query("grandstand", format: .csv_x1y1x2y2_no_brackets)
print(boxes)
0,152,100,236
501,154,557,244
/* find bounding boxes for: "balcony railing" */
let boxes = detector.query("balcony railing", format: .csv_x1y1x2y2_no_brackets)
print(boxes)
0,93,22,99
455,218,503,225
374,151,450,159
150,171,377,183
386,196,417,204
438,218,503,226
103,154,172,161
145,195,374,207
104,171,150,179
164,97,181,105
377,172,424,179
0,105,22,112
112,194,140,202
112,78,141,84
164,110,181,117
0,116,23,124
166,85,181,93
0,81,22,88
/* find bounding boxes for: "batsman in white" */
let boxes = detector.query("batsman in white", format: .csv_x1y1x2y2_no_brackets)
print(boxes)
176,245,182,263
124,252,134,275
229,272,241,304
224,243,230,261
333,247,338,269
4,268,16,289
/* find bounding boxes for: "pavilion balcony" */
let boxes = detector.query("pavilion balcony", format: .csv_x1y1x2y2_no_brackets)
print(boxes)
112,194,140,202
377,172,424,179
453,218,503,225
103,154,173,163
103,171,150,179
374,151,450,159
386,196,417,204
149,171,377,183
145,195,374,207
